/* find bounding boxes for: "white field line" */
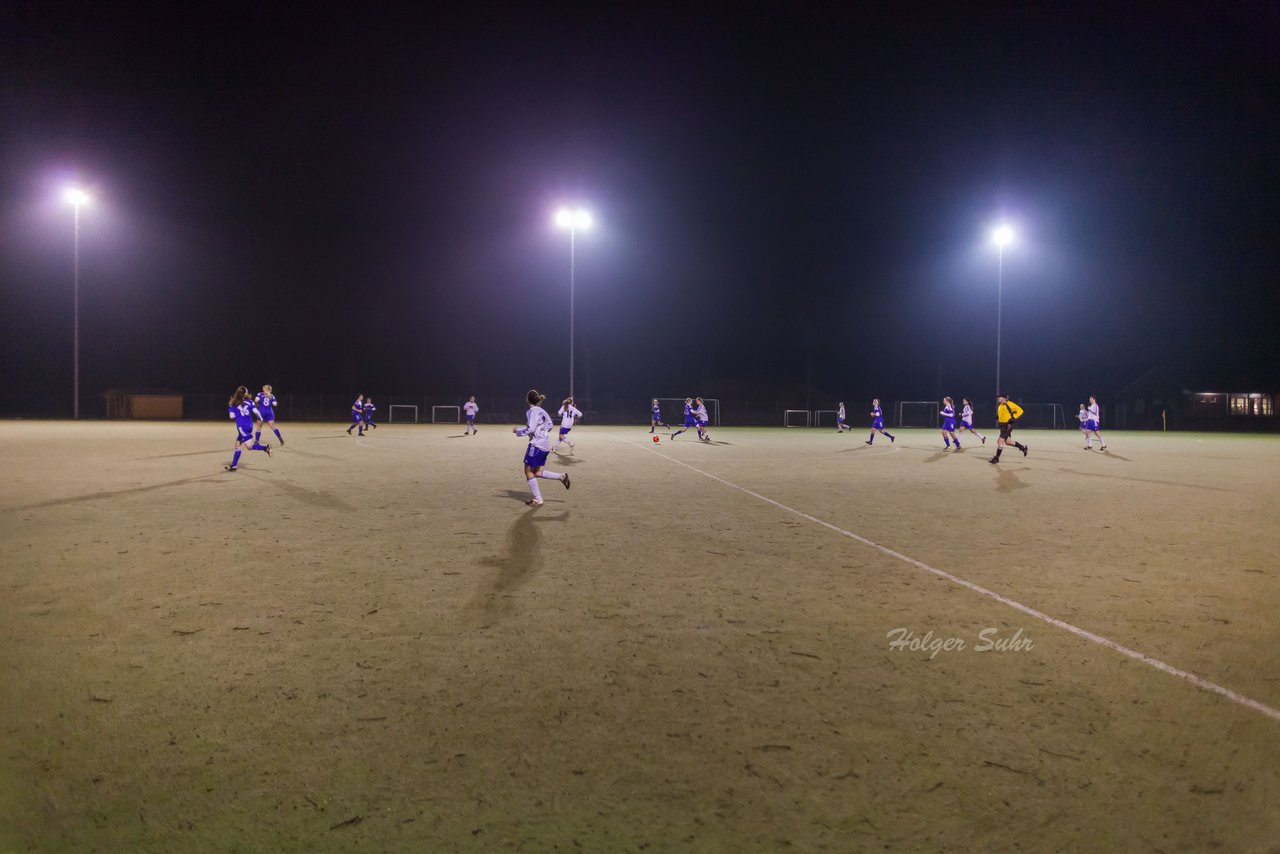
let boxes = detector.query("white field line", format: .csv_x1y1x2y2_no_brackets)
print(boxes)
607,433,1280,723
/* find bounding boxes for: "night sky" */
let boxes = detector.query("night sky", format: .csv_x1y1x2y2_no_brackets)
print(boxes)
2,3,1277,411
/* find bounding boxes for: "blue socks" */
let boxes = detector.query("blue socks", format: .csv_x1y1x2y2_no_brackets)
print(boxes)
231,450,242,468
273,428,283,441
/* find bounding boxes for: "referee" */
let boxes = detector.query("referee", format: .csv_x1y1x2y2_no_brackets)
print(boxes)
990,394,1029,464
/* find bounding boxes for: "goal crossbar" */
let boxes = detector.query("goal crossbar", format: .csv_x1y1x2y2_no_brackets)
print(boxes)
431,405,461,424
814,409,839,428
895,401,939,428
388,404,418,423
784,409,811,427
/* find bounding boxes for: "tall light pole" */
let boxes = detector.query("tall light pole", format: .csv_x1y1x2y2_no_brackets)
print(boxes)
554,207,592,399
65,187,90,419
992,224,1014,398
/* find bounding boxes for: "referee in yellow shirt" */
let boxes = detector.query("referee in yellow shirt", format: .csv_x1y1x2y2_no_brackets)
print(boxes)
990,394,1029,464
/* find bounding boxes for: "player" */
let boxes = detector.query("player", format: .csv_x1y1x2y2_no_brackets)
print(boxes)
959,398,986,444
1084,395,1108,450
346,395,365,435
866,399,895,445
670,398,696,440
694,397,711,442
939,397,961,450
253,384,284,446
1077,403,1090,447
225,385,272,471
513,389,570,506
649,399,669,433
553,397,582,453
836,401,852,433
990,394,1029,464
362,397,378,430
464,396,479,435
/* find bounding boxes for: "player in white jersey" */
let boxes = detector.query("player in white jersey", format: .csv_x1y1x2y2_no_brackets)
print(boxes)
464,396,479,435
513,389,570,506
836,402,852,432
552,397,583,453
1083,395,1107,450
958,398,986,443
1077,404,1089,446
694,397,711,442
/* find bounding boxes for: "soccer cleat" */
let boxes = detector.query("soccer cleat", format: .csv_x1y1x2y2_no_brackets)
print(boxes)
989,456,999,464
264,444,272,457
1021,445,1029,457
224,465,237,472
981,436,986,444
1084,446,1091,450
562,473,571,490
525,498,543,507
279,438,285,446
865,440,873,446
889,435,895,443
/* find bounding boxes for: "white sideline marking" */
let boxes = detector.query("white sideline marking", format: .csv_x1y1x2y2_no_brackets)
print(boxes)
610,434,1280,723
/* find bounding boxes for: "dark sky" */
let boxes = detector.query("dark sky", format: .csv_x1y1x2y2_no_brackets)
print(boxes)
2,3,1277,410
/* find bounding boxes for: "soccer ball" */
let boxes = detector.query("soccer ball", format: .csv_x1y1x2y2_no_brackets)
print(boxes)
652,435,660,443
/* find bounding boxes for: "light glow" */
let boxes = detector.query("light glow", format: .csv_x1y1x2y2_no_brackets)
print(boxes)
64,187,90,206
554,207,592,230
992,223,1014,247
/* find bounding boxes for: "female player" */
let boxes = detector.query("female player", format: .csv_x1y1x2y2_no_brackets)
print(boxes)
866,399,895,445
670,398,696,440
1084,395,1108,450
346,395,365,435
959,398,986,444
464,396,479,435
1077,403,1090,447
939,397,961,450
553,397,582,453
226,386,272,471
650,399,669,433
694,397,711,442
253,384,284,447
362,396,378,430
514,389,570,506
836,401,851,433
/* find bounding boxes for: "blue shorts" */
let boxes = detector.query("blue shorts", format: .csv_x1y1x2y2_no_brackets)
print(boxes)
684,416,697,428
467,415,475,423
523,446,549,468
258,409,274,422
559,426,571,436
236,428,253,444
837,417,846,426
942,418,957,432
871,418,885,430
1084,420,1099,431
961,420,974,429
696,420,707,428
351,413,363,424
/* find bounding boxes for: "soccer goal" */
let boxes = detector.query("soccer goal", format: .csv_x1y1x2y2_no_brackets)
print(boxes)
784,409,811,427
388,404,418,423
1018,403,1068,429
814,409,839,428
431,405,461,424
654,397,720,427
895,401,939,428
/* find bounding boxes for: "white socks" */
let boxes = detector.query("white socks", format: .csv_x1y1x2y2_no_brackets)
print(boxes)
537,471,563,480
527,478,543,501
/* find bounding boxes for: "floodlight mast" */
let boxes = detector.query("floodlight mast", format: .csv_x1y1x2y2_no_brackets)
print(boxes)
554,207,592,399
992,224,1014,398
64,188,90,419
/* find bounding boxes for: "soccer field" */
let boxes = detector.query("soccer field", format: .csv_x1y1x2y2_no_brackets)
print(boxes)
2,420,1277,851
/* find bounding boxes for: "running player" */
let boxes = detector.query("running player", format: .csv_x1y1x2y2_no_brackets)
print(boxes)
959,398,986,444
650,399,669,433
1084,395,1107,450
940,397,961,450
694,397,711,442
866,399,896,445
990,394,1029,464
464,396,479,435
346,395,365,435
362,397,377,430
1077,403,1090,447
513,389,570,507
253,384,284,446
836,402,852,433
671,398,696,440
226,386,272,471
553,397,582,454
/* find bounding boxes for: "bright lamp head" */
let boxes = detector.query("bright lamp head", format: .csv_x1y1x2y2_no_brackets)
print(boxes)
555,207,592,230
64,187,90,206
992,224,1014,247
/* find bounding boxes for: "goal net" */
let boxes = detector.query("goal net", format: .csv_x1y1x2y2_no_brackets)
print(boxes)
431,405,461,424
895,401,938,428
784,409,811,427
1015,403,1068,429
654,397,720,427
388,404,418,423
813,409,839,428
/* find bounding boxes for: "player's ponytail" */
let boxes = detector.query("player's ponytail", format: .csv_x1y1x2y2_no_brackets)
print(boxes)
228,386,248,407
528,389,546,406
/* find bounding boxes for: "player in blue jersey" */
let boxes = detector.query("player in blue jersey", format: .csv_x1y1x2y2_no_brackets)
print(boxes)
649,399,669,433
463,396,479,435
253,384,284,447
225,386,272,471
346,395,365,435
959,398,986,444
363,397,378,430
939,397,961,450
866,399,895,445
514,389,570,506
670,398,696,440
836,402,852,433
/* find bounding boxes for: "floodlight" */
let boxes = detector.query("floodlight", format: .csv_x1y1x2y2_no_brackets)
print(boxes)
64,187,90,206
992,224,1014,247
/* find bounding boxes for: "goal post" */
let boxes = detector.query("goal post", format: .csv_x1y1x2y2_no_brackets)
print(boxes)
895,401,939,428
431,405,461,424
388,404,418,423
654,397,720,427
813,409,839,428
784,409,811,427
1018,403,1068,429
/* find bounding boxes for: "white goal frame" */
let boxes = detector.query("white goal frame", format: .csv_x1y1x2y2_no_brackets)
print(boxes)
1019,402,1068,429
814,409,839,428
431,405,461,424
388,404,419,423
784,409,811,427
654,397,720,427
895,401,939,428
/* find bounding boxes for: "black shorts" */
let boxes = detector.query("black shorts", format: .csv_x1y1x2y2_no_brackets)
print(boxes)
999,422,1015,440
